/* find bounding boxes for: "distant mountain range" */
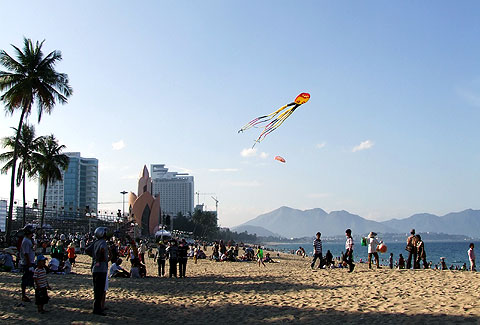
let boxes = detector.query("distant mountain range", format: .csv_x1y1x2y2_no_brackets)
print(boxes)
232,206,480,238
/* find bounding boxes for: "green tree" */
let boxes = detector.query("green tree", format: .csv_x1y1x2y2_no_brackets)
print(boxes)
0,124,41,226
34,135,69,233
0,37,72,242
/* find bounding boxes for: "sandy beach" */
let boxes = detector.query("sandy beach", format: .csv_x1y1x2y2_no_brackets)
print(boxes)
1,250,480,324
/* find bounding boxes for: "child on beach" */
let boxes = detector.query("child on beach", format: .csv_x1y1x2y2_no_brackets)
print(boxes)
398,254,405,269
33,255,51,313
468,243,476,272
67,243,76,266
256,246,266,267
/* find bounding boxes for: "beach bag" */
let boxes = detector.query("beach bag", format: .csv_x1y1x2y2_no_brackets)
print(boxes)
361,237,367,246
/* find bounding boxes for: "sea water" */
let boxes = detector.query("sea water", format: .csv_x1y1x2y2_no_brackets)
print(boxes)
266,241,479,267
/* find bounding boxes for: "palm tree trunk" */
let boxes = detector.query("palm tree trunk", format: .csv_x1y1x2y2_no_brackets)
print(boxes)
6,107,28,244
40,181,48,235
22,169,26,227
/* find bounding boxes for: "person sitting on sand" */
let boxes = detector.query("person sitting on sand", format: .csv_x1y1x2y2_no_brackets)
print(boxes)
461,263,467,271
109,258,130,278
440,258,447,270
398,254,405,269
325,250,333,268
264,252,278,263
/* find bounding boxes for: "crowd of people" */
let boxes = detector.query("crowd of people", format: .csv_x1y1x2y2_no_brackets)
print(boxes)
0,224,476,316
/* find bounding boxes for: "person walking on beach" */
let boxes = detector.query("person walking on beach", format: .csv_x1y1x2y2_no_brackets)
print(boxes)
154,241,167,277
311,232,323,269
468,243,476,272
257,246,266,267
406,229,418,269
415,235,428,269
345,229,355,273
91,227,109,316
20,225,36,302
367,232,381,269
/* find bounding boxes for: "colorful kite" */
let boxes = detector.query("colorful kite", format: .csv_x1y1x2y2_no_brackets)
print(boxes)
275,156,286,163
238,93,310,147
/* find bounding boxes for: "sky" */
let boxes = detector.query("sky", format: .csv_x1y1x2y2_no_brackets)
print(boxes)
1,1,480,227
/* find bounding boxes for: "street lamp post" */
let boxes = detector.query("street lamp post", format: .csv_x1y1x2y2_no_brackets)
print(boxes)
120,191,128,221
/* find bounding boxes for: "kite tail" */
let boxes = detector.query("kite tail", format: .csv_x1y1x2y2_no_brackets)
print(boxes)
237,103,295,133
253,106,298,144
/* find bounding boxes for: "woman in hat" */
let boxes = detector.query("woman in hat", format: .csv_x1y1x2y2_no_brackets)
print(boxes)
367,232,381,269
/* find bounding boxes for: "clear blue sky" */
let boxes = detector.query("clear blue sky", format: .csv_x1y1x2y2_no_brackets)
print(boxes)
1,1,480,227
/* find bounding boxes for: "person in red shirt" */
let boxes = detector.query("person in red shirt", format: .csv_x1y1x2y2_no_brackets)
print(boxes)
67,243,76,266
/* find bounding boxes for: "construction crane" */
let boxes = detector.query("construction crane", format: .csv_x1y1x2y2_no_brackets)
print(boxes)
195,192,215,206
211,196,219,215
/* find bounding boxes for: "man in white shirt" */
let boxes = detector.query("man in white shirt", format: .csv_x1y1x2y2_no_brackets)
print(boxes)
345,229,355,273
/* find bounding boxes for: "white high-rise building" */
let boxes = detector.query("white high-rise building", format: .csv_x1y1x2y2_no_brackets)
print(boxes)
151,164,194,216
38,152,98,213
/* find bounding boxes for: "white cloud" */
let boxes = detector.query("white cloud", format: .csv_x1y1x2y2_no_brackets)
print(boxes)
240,148,269,159
241,148,257,157
259,152,269,159
230,180,262,187
352,140,374,152
316,142,326,149
208,168,239,172
112,140,125,151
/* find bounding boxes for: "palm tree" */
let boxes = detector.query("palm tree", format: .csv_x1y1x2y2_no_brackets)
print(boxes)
0,37,72,242
0,124,41,226
34,135,69,234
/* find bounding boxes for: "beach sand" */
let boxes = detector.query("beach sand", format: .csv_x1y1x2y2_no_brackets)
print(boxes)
1,250,480,324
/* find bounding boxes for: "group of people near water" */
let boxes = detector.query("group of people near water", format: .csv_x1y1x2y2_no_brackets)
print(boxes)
307,228,477,273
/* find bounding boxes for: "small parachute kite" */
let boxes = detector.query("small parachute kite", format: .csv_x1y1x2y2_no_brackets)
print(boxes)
238,92,310,147
275,156,286,163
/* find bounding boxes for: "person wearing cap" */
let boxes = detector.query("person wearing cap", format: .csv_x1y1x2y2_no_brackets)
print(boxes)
20,225,36,302
367,232,381,269
33,255,51,313
406,229,418,269
91,227,109,316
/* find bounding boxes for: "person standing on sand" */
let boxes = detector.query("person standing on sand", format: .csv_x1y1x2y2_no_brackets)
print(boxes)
389,253,394,269
468,243,476,272
178,239,188,278
398,254,405,269
20,225,36,302
257,246,266,267
91,227,109,316
345,229,355,273
406,229,418,269
166,240,178,278
311,232,323,269
415,235,428,269
154,241,167,277
367,232,381,269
